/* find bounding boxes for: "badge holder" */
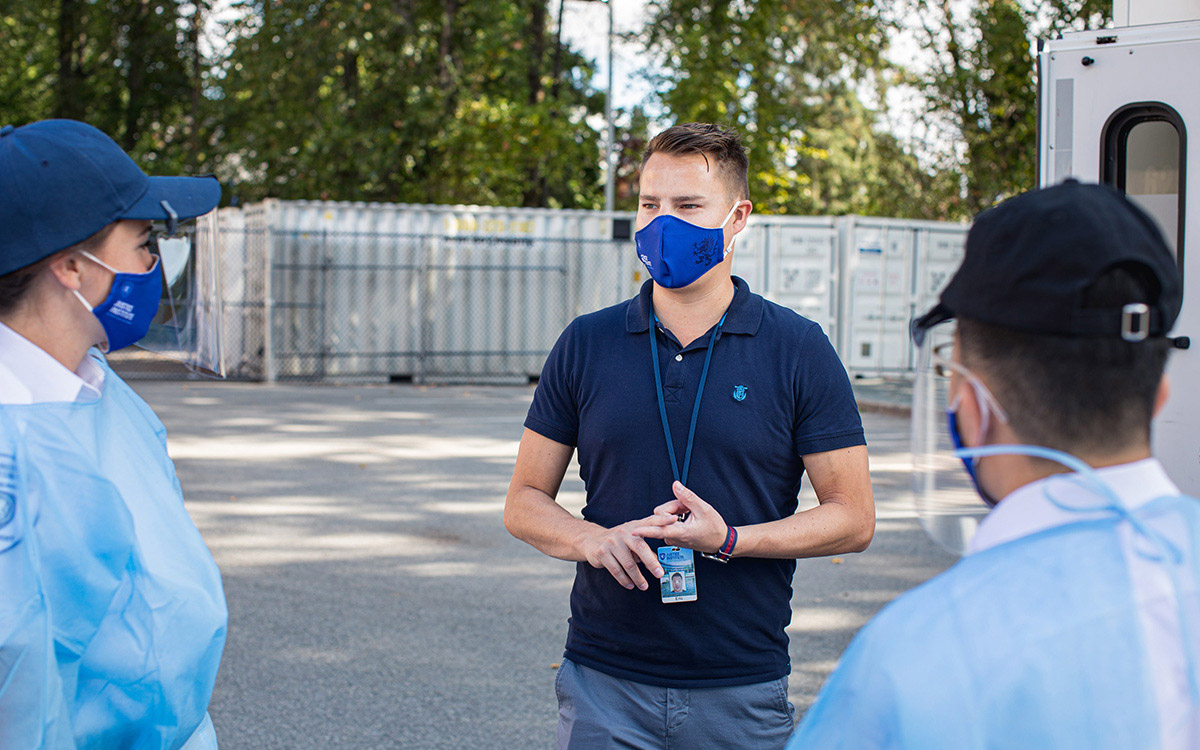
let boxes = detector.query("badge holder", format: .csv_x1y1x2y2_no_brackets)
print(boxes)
658,546,697,603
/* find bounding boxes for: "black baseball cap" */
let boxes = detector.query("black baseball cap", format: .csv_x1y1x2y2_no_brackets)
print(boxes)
912,180,1183,345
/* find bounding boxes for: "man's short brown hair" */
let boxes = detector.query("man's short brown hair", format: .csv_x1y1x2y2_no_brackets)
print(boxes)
641,123,750,200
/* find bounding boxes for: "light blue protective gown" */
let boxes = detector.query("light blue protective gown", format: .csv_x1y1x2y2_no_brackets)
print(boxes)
788,496,1200,749
0,355,227,749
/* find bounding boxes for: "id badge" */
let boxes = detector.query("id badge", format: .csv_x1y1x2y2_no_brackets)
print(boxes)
658,546,697,603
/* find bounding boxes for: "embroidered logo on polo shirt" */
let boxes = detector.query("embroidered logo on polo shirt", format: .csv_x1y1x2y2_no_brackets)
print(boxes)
732,385,748,402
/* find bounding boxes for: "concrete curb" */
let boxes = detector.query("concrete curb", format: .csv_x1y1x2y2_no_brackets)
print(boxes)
856,399,912,418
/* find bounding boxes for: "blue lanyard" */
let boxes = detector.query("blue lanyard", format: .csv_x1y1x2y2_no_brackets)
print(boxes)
650,311,728,485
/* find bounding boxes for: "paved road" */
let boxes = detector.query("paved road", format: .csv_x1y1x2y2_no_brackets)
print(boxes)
134,381,956,749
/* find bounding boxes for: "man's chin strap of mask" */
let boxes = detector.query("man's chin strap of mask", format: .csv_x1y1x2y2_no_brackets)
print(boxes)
956,442,1200,706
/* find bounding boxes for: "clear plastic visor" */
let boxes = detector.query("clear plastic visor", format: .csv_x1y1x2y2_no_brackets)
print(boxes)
138,209,225,377
911,320,991,555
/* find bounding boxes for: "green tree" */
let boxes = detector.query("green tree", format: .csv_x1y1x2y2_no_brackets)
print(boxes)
611,104,653,211
0,1,208,174
0,3,58,126
212,0,605,207
639,0,957,218
905,0,1110,215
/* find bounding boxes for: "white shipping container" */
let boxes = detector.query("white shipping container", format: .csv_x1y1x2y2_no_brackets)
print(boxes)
909,226,970,367
233,200,636,381
758,218,840,341
217,200,966,382
839,217,916,374
838,218,968,377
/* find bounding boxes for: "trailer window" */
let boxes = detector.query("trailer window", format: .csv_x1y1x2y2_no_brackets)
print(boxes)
1102,103,1186,265
1127,121,1180,249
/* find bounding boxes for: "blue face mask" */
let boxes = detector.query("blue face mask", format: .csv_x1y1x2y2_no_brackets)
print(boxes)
946,408,1002,507
73,250,163,352
635,202,740,289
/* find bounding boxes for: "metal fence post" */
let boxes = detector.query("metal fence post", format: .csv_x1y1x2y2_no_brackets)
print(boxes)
415,236,430,383
319,229,330,381
263,226,276,383
565,238,579,321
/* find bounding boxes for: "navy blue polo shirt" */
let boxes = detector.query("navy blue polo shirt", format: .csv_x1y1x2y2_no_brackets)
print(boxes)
525,277,866,688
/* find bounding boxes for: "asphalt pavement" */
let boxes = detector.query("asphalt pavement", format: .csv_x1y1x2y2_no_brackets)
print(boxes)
134,380,956,749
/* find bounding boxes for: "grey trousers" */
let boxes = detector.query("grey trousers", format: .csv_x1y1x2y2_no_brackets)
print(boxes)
556,659,796,750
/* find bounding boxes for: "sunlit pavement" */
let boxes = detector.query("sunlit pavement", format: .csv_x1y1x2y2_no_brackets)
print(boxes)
133,380,956,749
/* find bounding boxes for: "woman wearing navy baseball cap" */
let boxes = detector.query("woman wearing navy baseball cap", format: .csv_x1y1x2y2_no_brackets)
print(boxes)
0,120,227,749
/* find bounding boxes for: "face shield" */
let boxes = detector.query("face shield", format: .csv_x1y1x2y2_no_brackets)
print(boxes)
910,317,997,555
137,206,226,377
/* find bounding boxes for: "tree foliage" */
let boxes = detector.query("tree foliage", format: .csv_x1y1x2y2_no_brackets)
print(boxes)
0,0,1116,217
1,1,206,173
638,0,969,218
904,0,1110,215
211,1,604,206
2,0,605,207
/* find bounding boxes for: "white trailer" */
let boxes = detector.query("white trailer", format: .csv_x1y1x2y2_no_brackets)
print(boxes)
1039,0,1200,495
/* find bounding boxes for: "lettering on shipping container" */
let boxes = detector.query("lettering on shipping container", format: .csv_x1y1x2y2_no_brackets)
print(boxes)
443,217,536,235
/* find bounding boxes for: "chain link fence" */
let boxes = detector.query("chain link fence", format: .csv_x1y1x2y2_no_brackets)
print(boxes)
108,215,968,383
112,228,633,383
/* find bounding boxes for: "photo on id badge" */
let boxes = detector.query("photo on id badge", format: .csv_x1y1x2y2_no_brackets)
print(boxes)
658,546,697,603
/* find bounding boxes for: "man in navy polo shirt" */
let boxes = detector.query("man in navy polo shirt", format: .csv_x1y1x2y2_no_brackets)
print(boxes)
504,122,875,749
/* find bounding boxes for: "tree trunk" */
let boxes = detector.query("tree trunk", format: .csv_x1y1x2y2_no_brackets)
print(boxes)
343,50,359,100
437,0,459,92
550,0,565,101
53,0,86,120
523,0,548,207
121,0,150,153
527,0,545,106
189,0,205,164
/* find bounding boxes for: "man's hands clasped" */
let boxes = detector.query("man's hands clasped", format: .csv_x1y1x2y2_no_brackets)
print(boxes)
581,481,731,590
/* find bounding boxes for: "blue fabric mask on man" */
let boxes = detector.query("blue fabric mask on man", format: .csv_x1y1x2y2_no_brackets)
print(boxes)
73,250,163,352
635,202,740,289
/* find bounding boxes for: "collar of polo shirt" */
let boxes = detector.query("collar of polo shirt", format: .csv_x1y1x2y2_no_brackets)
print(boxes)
626,276,765,336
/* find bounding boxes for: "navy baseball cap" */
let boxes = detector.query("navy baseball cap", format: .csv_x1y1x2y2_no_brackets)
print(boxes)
913,180,1183,345
0,119,221,276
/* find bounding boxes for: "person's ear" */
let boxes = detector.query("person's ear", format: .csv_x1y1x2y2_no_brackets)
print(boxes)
730,199,752,233
952,377,986,447
46,252,85,292
1153,374,1171,418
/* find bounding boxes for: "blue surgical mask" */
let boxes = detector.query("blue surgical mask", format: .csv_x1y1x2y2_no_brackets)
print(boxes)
73,250,163,352
635,202,740,289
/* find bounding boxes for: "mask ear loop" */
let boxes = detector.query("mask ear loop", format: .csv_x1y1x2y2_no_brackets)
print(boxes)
944,356,1005,451
719,201,742,257
71,251,112,332
78,250,119,274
